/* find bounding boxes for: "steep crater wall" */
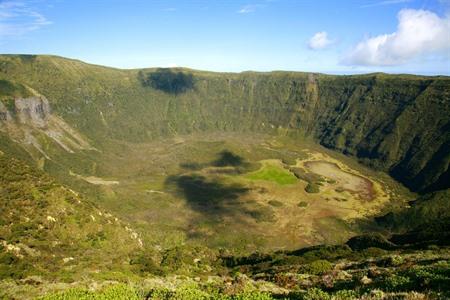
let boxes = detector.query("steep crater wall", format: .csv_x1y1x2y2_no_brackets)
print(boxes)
0,55,448,193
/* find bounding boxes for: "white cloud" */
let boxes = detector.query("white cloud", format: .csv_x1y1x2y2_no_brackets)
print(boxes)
0,1,52,37
343,9,450,66
308,31,333,50
237,4,261,14
361,0,411,8
237,5,255,14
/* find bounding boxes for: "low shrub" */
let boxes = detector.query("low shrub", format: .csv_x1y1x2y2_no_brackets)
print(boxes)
303,288,330,300
382,274,412,291
305,183,319,193
130,252,164,275
298,201,308,207
303,259,333,275
268,200,283,207
360,247,387,258
346,233,395,251
234,291,273,300
172,284,211,300
38,284,141,300
333,289,358,300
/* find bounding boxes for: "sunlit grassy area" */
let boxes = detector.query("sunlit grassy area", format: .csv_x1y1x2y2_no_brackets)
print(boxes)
245,161,297,185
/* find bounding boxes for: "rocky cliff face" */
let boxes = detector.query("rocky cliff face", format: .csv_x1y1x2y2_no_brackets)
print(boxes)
0,55,448,192
0,94,95,159
14,96,51,128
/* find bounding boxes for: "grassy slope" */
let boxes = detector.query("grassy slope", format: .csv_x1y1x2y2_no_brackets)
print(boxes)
377,189,450,232
0,153,141,285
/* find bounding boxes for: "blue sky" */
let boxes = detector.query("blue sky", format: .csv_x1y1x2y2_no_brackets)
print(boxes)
0,0,449,74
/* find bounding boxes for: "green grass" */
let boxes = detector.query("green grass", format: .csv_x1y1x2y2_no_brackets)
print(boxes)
246,163,297,185
0,79,32,98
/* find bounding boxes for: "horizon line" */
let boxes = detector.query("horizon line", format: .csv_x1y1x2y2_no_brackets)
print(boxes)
1,53,449,77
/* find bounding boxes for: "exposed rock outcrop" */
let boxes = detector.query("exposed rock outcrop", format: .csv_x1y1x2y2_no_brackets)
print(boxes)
0,95,95,158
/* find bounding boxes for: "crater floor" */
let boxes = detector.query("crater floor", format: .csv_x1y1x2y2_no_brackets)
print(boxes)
66,133,414,254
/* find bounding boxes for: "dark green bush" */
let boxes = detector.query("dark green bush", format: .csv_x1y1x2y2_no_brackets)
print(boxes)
0,252,17,265
161,247,193,270
346,233,395,251
382,274,412,291
360,247,388,258
130,252,164,275
305,183,320,193
298,201,308,207
290,168,323,183
333,289,358,300
303,288,330,300
303,259,333,275
268,200,283,207
288,244,353,262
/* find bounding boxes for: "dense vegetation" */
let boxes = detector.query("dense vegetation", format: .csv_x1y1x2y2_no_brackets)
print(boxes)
0,154,140,283
26,241,450,299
